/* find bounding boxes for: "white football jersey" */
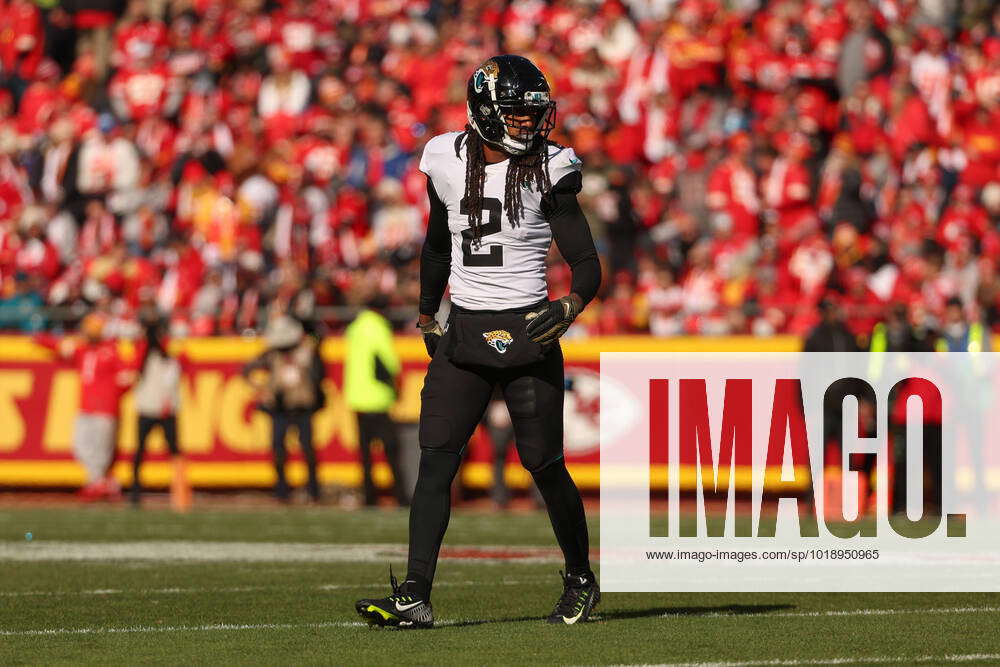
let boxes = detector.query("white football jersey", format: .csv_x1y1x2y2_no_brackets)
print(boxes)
419,131,583,310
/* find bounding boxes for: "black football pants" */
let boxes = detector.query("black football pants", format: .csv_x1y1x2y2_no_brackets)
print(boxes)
405,334,590,598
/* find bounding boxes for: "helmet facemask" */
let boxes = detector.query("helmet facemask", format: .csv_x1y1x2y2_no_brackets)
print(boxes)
500,96,556,154
469,97,555,156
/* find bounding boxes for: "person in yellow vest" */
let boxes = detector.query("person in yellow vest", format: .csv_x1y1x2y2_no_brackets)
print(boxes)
937,297,990,353
344,304,409,507
870,302,939,516
936,296,990,510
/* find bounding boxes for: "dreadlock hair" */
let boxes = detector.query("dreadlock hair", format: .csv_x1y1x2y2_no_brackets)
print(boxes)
456,125,552,249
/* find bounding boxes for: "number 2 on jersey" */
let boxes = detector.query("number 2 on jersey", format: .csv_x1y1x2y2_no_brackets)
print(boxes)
460,197,503,267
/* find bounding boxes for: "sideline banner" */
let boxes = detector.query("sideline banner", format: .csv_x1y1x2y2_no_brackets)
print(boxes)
0,335,797,490
600,352,1000,592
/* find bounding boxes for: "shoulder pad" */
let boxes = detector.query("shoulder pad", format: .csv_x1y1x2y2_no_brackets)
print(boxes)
546,144,583,194
419,132,465,180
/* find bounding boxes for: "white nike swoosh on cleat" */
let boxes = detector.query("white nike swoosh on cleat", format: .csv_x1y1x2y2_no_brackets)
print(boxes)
561,612,583,625
395,601,423,612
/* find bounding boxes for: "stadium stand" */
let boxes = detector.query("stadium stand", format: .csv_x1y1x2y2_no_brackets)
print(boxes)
1,0,999,344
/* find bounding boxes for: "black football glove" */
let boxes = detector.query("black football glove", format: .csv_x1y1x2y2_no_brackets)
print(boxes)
525,296,581,344
416,318,443,357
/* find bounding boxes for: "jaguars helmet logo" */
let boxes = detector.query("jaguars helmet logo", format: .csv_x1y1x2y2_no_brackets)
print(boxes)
473,59,500,93
482,329,513,354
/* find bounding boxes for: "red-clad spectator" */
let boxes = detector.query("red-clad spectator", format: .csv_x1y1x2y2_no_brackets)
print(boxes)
78,200,118,261
938,184,989,252
294,129,342,187
34,312,134,500
618,23,670,124
641,92,680,163
746,262,798,336
664,2,723,99
121,252,158,309
16,59,64,135
0,165,27,225
842,84,887,156
680,241,722,322
764,135,814,233
941,236,982,309
886,84,936,161
157,237,204,314
267,0,329,75
641,266,684,337
134,115,177,172
112,1,168,70
911,26,952,135
838,266,883,339
0,217,19,282
597,274,641,335
788,231,833,303
0,0,44,80
706,133,760,238
958,108,1000,187
109,51,177,122
14,207,60,282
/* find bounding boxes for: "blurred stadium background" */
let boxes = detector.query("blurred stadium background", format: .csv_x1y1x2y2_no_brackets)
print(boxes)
1,0,1000,499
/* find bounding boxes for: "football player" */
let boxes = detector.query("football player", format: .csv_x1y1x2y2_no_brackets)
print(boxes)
355,55,601,629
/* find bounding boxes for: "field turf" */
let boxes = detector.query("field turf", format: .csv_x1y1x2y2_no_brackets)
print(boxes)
1,503,999,666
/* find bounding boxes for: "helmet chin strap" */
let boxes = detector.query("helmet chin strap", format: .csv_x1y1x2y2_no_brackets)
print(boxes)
498,132,532,155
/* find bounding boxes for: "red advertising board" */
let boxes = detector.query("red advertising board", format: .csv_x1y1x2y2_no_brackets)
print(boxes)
0,335,800,491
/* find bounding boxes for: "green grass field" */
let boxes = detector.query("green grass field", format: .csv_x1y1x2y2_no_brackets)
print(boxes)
1,503,999,666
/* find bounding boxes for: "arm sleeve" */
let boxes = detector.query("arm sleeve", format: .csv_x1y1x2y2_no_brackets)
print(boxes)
543,172,602,307
419,178,452,316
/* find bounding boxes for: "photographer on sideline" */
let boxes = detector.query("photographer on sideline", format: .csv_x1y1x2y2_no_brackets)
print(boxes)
132,310,191,510
243,315,326,502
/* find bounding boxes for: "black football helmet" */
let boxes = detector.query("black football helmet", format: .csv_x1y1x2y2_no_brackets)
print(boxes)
466,55,556,156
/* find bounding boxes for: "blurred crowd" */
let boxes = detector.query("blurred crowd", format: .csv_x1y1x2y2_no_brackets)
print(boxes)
1,0,1000,343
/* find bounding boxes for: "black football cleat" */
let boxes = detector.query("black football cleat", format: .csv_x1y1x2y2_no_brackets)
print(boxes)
355,570,434,629
547,570,600,625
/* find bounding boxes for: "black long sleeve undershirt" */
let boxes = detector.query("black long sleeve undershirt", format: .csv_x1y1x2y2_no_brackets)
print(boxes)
417,171,602,315
543,172,602,307
419,179,452,316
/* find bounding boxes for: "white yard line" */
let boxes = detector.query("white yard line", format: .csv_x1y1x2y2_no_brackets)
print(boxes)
0,586,269,598
0,621,366,637
0,577,547,598
0,541,561,563
0,618,490,637
653,654,1000,667
3,606,1000,639
661,605,1000,620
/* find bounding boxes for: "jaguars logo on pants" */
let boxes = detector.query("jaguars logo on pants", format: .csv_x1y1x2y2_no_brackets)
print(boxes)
482,329,513,354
